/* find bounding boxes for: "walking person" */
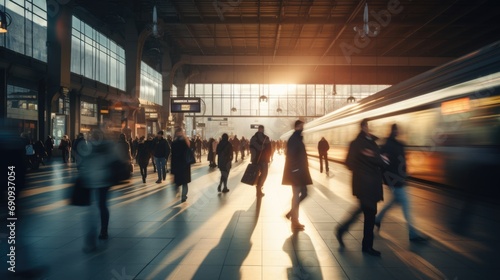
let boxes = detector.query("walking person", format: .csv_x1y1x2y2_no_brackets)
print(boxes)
318,137,330,173
250,125,272,197
171,127,191,202
73,133,88,169
232,135,240,162
375,124,427,242
216,133,233,193
336,119,388,256
153,131,170,183
44,135,54,161
136,136,151,183
240,136,247,160
79,130,117,250
59,135,71,163
283,120,312,231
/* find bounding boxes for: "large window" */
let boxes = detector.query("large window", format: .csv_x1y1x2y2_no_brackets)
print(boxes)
71,16,125,91
140,61,162,105
184,84,390,117
0,0,47,62
7,84,38,111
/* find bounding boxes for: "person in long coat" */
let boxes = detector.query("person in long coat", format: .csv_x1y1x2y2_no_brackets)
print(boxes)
282,120,312,231
136,136,150,183
171,127,191,202
216,133,233,193
336,119,388,256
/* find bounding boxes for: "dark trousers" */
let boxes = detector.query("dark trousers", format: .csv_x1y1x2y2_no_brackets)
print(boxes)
98,187,110,231
319,153,329,172
234,151,239,162
338,198,377,250
62,149,69,163
289,185,308,223
139,163,148,180
219,169,230,189
240,149,245,160
256,162,269,191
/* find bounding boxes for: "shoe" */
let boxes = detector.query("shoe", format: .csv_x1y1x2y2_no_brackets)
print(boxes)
98,232,108,240
142,177,146,183
335,227,345,247
162,174,166,180
155,180,161,184
257,192,265,197
285,212,291,220
362,248,381,256
222,188,230,193
375,222,381,231
181,199,187,203
410,236,428,242
217,185,221,192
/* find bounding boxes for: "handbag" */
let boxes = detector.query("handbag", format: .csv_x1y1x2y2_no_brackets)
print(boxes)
70,177,91,206
241,137,267,185
186,148,196,165
241,163,260,185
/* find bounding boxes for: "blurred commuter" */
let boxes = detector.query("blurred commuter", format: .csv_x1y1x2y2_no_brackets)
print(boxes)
232,135,240,162
171,127,191,202
318,137,330,173
283,120,312,231
250,125,272,197
207,138,217,167
240,136,247,160
147,135,156,172
336,119,388,256
136,136,151,183
195,136,203,162
59,135,71,163
153,131,170,183
80,130,119,250
375,124,427,242
44,135,54,160
72,133,88,169
217,133,233,193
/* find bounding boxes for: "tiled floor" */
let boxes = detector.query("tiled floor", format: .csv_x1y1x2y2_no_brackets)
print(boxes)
2,153,499,280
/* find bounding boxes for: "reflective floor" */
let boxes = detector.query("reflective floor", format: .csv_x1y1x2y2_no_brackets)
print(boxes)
2,154,499,279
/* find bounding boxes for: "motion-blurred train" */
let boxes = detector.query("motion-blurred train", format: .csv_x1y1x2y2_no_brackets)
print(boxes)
281,41,500,197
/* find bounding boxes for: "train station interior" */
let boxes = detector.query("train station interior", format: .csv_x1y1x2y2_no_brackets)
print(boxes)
1,0,499,279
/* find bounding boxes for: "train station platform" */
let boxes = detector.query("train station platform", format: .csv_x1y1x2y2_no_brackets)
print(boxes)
3,154,500,280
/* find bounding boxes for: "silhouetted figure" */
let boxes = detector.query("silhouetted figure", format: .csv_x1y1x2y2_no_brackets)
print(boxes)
195,136,202,162
171,128,191,202
72,133,88,169
318,137,330,173
336,119,388,256
240,136,247,160
153,131,170,183
216,133,233,193
44,135,54,160
207,138,217,167
232,135,240,162
250,125,272,197
136,136,150,183
59,135,71,163
283,120,312,231
375,124,427,242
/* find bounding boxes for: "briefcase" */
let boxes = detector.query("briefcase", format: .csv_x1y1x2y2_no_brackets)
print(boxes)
241,163,260,185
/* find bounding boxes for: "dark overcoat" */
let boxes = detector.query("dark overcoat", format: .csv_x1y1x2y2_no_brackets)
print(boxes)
282,130,313,186
216,139,233,171
345,132,385,203
171,137,191,185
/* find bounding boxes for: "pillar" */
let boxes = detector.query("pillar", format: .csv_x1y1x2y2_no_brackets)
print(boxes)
46,0,73,140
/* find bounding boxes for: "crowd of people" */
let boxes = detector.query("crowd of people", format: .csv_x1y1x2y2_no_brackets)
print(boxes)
18,119,427,256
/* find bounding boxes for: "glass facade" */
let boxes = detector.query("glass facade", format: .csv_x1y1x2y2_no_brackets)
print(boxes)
81,101,97,117
0,0,47,62
185,84,390,117
7,84,38,111
71,16,126,91
140,61,162,105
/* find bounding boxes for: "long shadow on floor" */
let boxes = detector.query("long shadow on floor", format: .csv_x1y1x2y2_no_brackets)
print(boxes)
191,197,262,279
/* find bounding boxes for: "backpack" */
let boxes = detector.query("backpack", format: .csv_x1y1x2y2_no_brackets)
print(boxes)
25,144,35,156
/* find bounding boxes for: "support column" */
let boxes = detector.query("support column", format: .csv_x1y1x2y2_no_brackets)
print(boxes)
46,0,73,141
69,90,80,139
37,79,47,140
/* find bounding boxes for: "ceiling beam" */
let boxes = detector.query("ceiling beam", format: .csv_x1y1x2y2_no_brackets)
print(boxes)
272,0,285,61
380,0,459,56
178,55,454,67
